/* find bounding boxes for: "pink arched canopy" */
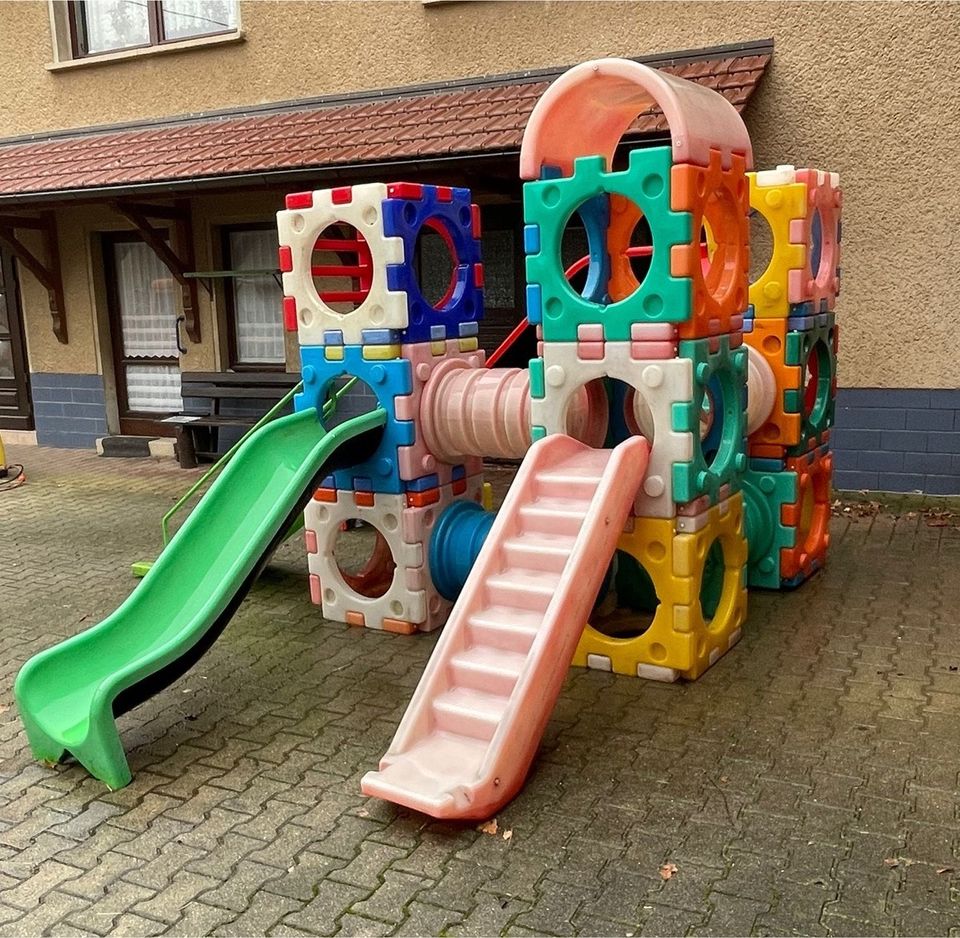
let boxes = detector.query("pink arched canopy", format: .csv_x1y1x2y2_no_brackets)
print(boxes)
519,57,754,179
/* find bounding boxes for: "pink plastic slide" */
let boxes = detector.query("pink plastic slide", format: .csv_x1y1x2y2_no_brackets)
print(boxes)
361,434,650,820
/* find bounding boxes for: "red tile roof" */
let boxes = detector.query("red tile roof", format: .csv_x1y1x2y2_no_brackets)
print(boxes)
0,44,770,201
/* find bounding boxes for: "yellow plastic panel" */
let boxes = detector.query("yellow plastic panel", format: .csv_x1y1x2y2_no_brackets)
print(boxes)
573,494,749,680
748,169,807,318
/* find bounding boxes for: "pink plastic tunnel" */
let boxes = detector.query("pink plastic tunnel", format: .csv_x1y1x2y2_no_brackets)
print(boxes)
421,364,533,461
420,364,597,461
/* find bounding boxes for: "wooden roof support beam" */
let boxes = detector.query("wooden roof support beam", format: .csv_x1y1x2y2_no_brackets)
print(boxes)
112,198,207,343
0,212,67,343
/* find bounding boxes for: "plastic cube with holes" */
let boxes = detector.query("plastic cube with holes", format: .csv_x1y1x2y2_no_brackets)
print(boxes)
742,163,842,589
278,181,491,632
518,58,752,681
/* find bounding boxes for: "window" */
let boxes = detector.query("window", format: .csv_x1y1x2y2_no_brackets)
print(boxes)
68,0,237,57
222,226,285,369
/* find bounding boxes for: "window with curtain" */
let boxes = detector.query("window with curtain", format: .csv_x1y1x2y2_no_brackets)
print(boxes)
69,0,238,57
112,239,183,413
224,227,285,367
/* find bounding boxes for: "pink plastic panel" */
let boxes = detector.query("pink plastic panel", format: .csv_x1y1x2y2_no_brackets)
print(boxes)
519,58,753,178
787,168,842,311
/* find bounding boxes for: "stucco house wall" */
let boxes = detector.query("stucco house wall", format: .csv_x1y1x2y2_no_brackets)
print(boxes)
2,1,958,489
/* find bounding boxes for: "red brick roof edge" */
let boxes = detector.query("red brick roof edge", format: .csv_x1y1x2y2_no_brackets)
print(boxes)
0,46,771,201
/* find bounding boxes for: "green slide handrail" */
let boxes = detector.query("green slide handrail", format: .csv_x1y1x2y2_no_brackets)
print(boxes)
159,377,358,546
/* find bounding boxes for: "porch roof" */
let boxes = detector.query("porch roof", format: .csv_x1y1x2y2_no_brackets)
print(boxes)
0,40,771,203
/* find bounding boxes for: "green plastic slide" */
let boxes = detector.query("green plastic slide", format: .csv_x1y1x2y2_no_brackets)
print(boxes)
15,406,386,789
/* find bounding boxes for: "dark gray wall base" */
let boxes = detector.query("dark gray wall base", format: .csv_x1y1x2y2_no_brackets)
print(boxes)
833,388,960,494
31,373,108,449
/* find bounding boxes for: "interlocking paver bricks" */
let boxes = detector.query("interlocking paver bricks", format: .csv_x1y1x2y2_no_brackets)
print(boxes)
283,879,368,936
131,871,221,924
446,894,533,938
393,900,464,937
2,444,960,935
64,882,156,937
0,891,90,938
163,901,235,937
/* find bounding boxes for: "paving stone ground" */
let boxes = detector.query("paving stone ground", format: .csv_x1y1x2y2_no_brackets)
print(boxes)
1,443,960,937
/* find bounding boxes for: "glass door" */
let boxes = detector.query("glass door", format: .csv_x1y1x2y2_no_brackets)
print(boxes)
0,248,33,430
104,234,182,436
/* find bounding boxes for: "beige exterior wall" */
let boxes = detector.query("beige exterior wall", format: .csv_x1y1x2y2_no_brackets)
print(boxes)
18,189,297,429
2,1,958,389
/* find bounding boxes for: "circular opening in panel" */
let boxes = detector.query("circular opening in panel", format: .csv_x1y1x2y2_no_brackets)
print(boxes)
565,378,655,449
803,338,833,427
700,382,717,445
333,521,396,599
592,549,661,638
699,374,732,471
700,188,744,307
699,539,725,626
748,208,775,287
560,206,592,297
318,377,380,431
560,194,652,305
810,207,825,284
415,218,460,310
312,223,371,313
625,211,653,291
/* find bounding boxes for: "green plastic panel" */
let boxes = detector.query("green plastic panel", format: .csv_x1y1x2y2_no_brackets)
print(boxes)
785,317,837,455
523,147,693,342
741,465,797,590
672,335,748,504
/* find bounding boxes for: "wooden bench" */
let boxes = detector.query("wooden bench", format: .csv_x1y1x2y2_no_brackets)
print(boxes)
165,371,300,468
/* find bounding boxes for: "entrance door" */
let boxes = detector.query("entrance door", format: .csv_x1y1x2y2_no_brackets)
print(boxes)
0,248,33,430
104,233,182,436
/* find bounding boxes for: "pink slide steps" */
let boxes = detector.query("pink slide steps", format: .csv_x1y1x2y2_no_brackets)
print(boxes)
361,434,650,820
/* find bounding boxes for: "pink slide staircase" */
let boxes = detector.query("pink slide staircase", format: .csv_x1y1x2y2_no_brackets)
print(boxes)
361,434,650,820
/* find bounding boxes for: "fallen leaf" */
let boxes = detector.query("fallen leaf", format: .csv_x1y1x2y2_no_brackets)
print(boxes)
0,704,9,715
719,775,728,784
477,818,498,836
502,830,513,841
659,862,678,881
883,858,899,868
937,867,954,875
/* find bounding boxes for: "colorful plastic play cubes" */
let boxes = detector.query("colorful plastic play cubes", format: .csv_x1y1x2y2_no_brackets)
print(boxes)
278,182,483,348
741,444,832,589
523,146,750,343
744,315,838,459
529,333,748,516
748,165,842,320
295,338,484,496
573,493,748,681
304,475,483,634
280,180,491,633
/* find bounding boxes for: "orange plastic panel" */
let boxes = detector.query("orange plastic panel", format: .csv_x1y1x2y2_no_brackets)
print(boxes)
744,319,801,451
670,150,750,340
780,446,832,580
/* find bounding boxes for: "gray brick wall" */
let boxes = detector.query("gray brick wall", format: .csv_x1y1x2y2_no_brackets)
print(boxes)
832,388,960,494
324,377,380,429
31,373,108,449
